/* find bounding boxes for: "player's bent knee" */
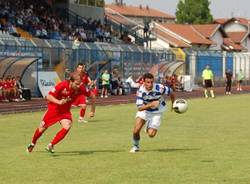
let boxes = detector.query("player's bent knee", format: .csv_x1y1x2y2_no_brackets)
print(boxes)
61,120,72,129
148,133,156,138
80,104,87,109
147,129,157,138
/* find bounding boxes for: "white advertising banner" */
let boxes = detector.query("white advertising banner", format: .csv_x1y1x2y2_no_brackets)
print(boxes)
38,72,61,98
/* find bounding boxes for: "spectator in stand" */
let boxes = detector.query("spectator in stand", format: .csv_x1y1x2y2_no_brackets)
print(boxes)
117,77,124,95
79,28,87,41
104,28,111,42
225,69,233,95
8,23,20,37
96,25,104,42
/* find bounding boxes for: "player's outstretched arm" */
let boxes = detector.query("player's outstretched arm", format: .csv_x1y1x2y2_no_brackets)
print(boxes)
138,100,160,111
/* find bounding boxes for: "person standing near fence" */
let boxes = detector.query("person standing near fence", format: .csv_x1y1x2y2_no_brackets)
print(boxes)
101,70,110,98
236,69,244,91
202,65,215,98
225,69,233,95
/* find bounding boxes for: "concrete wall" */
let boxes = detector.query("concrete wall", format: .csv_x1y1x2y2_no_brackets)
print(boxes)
224,22,247,32
210,31,224,50
69,3,105,21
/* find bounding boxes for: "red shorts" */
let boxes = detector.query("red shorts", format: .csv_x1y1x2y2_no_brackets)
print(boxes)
72,94,86,106
41,110,72,128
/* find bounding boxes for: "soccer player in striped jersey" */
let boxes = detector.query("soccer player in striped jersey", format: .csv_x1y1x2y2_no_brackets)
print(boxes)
130,73,175,153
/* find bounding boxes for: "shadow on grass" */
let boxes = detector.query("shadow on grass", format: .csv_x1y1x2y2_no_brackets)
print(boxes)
143,148,200,153
45,149,124,157
36,148,200,157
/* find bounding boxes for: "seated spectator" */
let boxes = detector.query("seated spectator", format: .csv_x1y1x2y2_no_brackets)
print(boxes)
15,76,25,101
104,28,111,42
95,26,104,42
111,76,119,95
117,77,124,95
79,28,87,41
8,23,20,37
3,76,11,102
72,36,81,49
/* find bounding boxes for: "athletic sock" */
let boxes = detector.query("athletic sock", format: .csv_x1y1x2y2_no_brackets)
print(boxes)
80,108,86,119
132,136,140,147
31,128,44,144
51,128,69,146
204,89,208,98
210,90,215,98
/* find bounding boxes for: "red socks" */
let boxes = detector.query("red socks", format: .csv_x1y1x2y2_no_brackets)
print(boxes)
51,128,69,146
80,108,86,118
32,128,44,144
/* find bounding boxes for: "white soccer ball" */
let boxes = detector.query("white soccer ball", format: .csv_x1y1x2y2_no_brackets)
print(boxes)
173,99,188,114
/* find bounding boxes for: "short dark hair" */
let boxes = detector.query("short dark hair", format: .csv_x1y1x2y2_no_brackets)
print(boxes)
143,73,154,80
77,63,85,67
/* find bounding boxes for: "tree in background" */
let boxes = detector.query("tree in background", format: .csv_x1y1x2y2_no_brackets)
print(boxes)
176,0,213,24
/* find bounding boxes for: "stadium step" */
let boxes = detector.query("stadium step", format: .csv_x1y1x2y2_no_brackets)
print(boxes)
16,27,33,39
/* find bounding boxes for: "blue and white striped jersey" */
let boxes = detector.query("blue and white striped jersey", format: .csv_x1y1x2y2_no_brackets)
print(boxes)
136,83,172,113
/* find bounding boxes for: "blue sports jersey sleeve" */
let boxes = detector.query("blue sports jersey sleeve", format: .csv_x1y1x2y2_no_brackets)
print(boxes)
136,88,143,107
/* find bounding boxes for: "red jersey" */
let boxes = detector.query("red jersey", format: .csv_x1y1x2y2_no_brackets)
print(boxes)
3,81,8,89
81,72,90,86
5,80,12,89
10,80,15,88
48,80,91,113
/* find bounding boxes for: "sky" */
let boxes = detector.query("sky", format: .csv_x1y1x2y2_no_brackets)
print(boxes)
105,0,250,19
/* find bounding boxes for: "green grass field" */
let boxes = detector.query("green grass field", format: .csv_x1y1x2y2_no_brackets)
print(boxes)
1,94,250,184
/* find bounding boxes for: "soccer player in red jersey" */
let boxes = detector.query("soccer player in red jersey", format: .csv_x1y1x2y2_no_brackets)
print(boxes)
0,77,3,101
3,76,11,102
26,72,96,153
72,63,94,123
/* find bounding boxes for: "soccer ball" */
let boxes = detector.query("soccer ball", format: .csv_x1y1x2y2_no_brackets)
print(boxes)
173,99,188,114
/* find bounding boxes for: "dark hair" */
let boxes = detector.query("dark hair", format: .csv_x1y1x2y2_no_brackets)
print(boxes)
77,63,85,67
143,73,154,80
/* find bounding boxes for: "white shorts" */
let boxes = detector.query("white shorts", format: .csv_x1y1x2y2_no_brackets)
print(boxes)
136,111,163,130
